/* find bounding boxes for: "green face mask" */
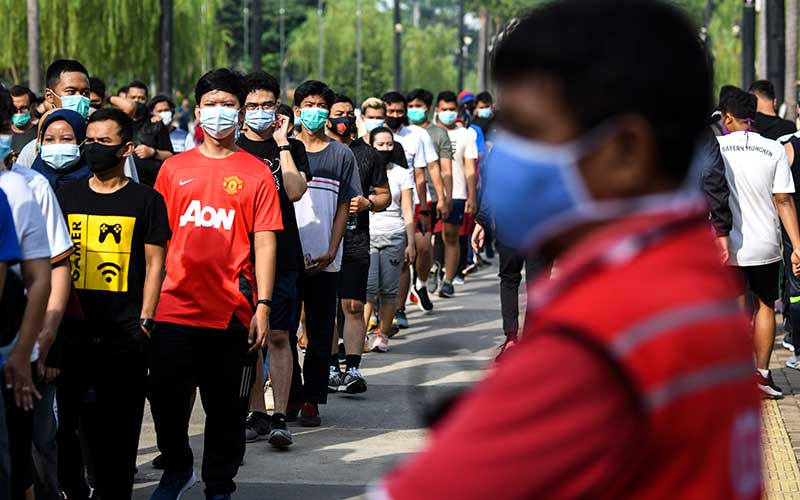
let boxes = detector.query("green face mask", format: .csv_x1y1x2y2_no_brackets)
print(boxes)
11,112,31,128
299,107,329,132
407,108,427,124
59,94,91,119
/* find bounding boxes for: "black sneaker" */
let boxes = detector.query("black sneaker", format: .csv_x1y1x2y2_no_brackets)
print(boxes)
394,310,409,329
340,367,368,394
439,281,455,298
411,286,434,313
329,366,343,393
152,453,165,470
245,411,271,442
150,468,197,500
268,414,293,448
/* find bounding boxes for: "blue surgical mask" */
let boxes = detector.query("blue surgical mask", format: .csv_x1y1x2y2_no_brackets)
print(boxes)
0,135,11,162
12,113,31,128
407,108,427,124
438,110,458,126
40,143,81,170
476,108,492,119
364,118,385,133
245,109,275,132
482,130,601,250
299,107,329,132
200,106,239,139
59,94,91,118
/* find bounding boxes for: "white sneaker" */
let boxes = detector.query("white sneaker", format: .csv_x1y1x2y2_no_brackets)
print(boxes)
788,356,800,370
784,335,796,352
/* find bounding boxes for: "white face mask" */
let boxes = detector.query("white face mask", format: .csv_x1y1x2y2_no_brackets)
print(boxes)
159,111,174,126
41,143,81,170
200,106,239,139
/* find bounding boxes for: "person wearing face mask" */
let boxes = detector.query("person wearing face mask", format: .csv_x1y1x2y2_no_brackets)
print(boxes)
237,71,310,449
89,77,106,110
123,82,174,187
374,2,764,499
434,91,478,299
55,108,170,500
9,86,38,154
149,68,282,500
149,95,189,153
30,109,91,191
381,91,445,329
325,94,390,396
364,127,416,353
716,88,800,400
472,91,495,137
289,80,361,428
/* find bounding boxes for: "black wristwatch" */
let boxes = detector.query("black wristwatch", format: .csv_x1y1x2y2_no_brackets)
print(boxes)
367,200,375,212
278,144,292,152
140,318,155,334
256,299,273,308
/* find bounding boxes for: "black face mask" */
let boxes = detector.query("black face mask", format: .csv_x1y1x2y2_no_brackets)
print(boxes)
385,115,406,130
85,143,125,173
328,116,355,137
377,149,394,167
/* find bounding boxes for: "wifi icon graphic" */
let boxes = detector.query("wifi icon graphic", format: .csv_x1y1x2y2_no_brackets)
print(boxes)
97,262,122,283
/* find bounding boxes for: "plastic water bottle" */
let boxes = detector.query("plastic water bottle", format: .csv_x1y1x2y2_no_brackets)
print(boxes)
346,213,358,231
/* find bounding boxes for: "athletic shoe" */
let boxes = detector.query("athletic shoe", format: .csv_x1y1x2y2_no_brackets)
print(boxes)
427,262,441,293
394,310,409,329
329,366,343,393
370,333,389,353
788,356,800,370
439,281,455,298
340,367,368,394
411,286,434,313
152,454,165,470
464,263,479,275
495,337,519,363
149,469,196,500
758,371,784,399
453,273,465,285
784,334,795,352
367,314,380,334
299,403,321,427
285,402,303,422
244,411,271,442
268,414,293,448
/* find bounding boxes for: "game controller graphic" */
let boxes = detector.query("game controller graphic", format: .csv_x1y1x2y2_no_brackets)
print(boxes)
98,223,122,244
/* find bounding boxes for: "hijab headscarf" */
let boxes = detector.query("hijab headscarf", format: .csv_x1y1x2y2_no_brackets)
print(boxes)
31,108,91,191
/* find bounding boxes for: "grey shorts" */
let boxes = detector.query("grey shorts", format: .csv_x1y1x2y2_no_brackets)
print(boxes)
367,231,407,303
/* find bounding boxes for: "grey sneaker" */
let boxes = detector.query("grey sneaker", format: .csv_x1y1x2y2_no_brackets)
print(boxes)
149,469,196,500
245,411,271,443
328,366,343,393
439,281,455,298
427,261,441,292
339,367,368,394
268,414,293,448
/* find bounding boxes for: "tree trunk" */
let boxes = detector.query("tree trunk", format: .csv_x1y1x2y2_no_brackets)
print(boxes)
159,0,174,95
252,0,262,71
477,6,488,92
786,0,798,120
758,0,768,80
26,0,40,94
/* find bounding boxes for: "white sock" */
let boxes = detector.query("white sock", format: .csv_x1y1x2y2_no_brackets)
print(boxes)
416,279,427,290
758,368,769,377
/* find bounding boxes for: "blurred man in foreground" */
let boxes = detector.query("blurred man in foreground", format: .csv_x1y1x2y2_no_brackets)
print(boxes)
374,1,762,499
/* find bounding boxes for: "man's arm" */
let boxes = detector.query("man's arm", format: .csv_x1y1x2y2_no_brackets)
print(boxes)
701,130,732,237
251,230,277,352
775,193,800,275
37,260,70,380
140,242,167,321
275,117,308,202
427,159,447,215
109,96,137,117
6,257,50,410
464,156,477,215
438,156,453,216
371,184,391,212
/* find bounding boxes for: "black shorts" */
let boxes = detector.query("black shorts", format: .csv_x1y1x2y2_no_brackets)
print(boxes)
444,199,466,226
415,201,439,234
270,271,298,332
339,230,370,303
736,261,781,303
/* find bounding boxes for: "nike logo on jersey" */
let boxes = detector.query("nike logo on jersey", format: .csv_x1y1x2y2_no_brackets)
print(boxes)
179,178,195,186
179,200,236,230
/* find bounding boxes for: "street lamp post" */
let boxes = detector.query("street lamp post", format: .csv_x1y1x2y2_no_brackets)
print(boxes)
743,0,756,89
357,0,362,104
394,0,402,91
318,0,324,81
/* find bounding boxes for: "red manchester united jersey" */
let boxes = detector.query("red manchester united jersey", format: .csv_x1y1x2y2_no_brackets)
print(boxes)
154,148,283,329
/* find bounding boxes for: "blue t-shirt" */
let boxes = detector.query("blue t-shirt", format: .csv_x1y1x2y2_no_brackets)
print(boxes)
470,124,487,155
0,189,21,264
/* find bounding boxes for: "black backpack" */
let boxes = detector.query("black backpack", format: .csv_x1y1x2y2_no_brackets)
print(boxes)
0,269,27,347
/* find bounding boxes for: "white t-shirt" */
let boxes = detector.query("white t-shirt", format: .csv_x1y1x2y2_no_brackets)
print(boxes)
370,164,415,235
446,124,479,201
17,138,140,183
718,131,794,266
394,126,430,205
0,170,51,362
11,164,74,262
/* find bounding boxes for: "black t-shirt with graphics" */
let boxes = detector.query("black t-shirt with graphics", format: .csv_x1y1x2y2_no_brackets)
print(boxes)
237,135,312,272
57,179,171,326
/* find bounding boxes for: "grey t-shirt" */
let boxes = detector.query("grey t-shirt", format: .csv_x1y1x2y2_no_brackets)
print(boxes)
424,123,453,203
293,140,362,272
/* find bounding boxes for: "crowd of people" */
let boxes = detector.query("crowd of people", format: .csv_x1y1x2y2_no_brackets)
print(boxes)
0,41,502,498
4,0,800,498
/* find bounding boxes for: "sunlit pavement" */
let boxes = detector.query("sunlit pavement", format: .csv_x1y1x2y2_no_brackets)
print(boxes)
133,263,506,499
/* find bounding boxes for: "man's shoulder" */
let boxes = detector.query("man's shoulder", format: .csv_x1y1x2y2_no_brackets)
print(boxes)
10,163,48,189
0,169,33,194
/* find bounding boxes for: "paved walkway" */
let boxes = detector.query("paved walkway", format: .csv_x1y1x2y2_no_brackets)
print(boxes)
133,264,507,499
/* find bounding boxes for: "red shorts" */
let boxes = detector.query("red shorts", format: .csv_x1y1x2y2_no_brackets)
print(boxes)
414,202,439,234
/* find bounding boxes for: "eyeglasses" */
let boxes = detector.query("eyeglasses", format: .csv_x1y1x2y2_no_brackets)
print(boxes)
245,102,277,111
